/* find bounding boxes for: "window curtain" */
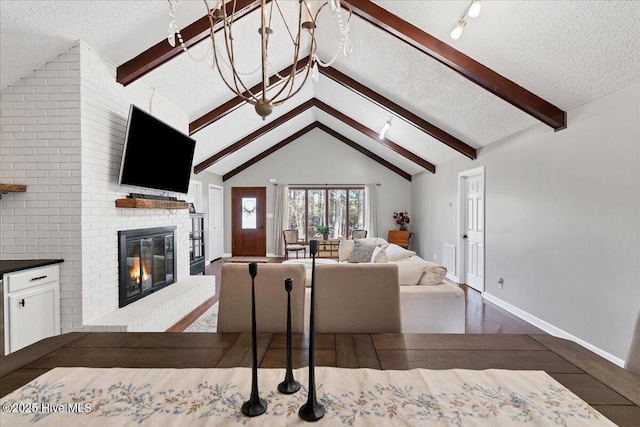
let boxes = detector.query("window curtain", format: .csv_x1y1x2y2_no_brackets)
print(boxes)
366,183,379,238
273,184,287,256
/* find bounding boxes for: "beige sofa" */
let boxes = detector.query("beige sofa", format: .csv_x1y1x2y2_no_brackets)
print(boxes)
312,263,402,333
331,238,466,333
217,263,306,333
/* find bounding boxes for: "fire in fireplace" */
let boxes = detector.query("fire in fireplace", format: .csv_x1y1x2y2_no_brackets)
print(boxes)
118,226,176,307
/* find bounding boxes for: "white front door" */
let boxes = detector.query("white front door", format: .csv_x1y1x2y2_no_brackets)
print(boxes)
459,167,485,292
208,184,224,261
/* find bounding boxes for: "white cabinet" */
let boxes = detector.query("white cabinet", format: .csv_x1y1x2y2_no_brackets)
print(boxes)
3,264,60,354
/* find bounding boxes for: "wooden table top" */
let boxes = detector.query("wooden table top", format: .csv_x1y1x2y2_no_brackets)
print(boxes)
1,332,638,426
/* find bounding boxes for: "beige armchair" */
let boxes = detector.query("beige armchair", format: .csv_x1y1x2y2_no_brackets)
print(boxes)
217,263,306,333
312,263,401,333
351,229,368,239
283,229,306,260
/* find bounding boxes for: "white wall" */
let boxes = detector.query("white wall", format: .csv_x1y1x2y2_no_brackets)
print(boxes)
189,170,223,262
222,127,412,255
1,42,194,331
411,82,640,362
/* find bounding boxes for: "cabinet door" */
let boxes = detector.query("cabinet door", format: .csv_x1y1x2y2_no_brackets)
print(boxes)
8,285,58,353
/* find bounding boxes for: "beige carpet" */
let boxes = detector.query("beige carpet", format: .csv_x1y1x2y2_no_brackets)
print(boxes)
224,256,272,262
184,301,218,332
0,367,615,426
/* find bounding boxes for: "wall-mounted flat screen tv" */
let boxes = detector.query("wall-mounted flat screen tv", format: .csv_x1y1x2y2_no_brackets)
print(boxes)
118,105,196,194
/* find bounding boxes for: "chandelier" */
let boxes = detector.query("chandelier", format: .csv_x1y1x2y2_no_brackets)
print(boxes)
168,0,352,119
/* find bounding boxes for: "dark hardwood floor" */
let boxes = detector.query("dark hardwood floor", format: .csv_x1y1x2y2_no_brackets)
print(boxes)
168,258,546,335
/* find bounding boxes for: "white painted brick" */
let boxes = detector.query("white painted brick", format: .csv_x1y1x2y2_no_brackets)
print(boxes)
11,86,36,94
1,93,25,102
34,86,59,94
46,62,70,70
1,42,193,333
34,70,60,78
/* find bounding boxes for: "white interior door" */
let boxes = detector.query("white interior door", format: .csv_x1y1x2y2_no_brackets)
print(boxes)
208,184,224,261
459,167,485,292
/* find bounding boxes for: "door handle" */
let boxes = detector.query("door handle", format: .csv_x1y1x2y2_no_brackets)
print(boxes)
463,235,468,239
19,299,25,307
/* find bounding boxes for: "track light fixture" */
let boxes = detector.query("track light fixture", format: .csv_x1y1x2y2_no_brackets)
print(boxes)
379,119,392,140
450,20,466,40
468,0,482,18
450,0,481,40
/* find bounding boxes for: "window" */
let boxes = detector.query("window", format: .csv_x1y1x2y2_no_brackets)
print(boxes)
287,187,365,241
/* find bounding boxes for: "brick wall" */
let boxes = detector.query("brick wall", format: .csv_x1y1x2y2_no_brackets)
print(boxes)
1,41,191,331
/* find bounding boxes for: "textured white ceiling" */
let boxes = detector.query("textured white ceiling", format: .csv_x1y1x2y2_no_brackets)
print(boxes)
2,1,640,178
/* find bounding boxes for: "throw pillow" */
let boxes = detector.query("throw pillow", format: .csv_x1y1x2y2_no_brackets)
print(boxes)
348,240,377,263
371,246,388,263
385,243,417,262
418,261,447,286
394,260,429,285
338,239,354,262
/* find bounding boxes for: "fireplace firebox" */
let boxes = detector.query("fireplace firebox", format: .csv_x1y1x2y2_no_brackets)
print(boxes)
118,226,176,307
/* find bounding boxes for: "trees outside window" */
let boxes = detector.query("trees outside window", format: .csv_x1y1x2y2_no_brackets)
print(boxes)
287,187,365,241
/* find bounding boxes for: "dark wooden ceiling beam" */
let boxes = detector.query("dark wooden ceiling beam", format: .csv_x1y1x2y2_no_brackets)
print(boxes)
193,98,314,173
316,123,412,181
117,0,263,86
190,56,310,135
222,121,412,181
313,99,436,173
348,0,567,130
223,122,317,181
319,66,476,159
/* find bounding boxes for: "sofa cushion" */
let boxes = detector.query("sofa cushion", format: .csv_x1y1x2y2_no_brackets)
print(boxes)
385,243,417,261
338,239,354,262
348,240,377,263
339,238,389,262
314,263,401,333
394,260,428,285
418,261,448,286
371,246,388,263
218,263,306,333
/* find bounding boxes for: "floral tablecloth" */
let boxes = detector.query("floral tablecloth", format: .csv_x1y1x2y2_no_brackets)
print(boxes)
0,367,615,426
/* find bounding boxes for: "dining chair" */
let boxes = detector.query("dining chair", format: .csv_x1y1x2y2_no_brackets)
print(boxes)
217,263,306,333
625,308,640,375
283,229,306,260
312,263,401,333
351,229,367,239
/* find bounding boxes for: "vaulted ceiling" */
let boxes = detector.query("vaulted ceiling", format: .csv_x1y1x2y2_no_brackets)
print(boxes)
2,1,639,181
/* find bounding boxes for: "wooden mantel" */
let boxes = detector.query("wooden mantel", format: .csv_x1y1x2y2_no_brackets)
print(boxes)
0,183,27,194
115,198,189,210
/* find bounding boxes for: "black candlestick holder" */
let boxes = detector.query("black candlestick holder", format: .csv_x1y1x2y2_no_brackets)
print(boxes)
241,262,267,417
278,278,301,394
299,240,325,421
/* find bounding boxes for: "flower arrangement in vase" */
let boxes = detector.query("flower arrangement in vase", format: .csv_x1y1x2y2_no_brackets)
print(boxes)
393,211,410,231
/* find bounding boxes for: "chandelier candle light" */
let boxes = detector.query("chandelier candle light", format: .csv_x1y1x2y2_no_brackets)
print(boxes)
393,211,410,231
169,0,353,119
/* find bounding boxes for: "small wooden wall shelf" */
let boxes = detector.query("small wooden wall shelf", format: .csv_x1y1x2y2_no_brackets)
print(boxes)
0,183,27,193
115,198,189,210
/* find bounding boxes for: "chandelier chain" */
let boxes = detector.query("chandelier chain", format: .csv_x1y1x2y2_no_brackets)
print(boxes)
168,0,352,119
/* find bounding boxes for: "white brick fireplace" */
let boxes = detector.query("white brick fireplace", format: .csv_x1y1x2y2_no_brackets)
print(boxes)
1,41,211,332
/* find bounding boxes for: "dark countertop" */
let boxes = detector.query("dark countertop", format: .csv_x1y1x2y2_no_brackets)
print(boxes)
0,259,64,277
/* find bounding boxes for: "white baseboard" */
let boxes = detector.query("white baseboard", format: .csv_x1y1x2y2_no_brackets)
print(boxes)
483,292,625,367
446,273,459,282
